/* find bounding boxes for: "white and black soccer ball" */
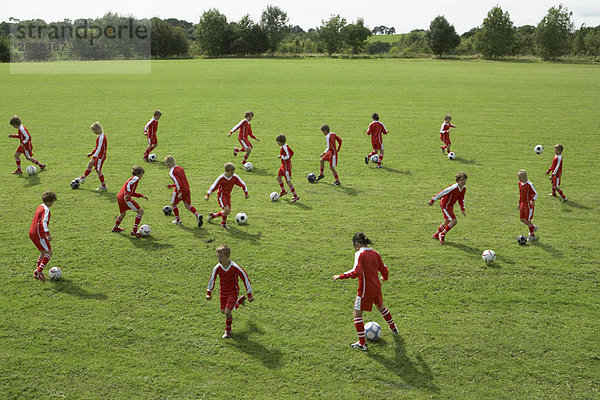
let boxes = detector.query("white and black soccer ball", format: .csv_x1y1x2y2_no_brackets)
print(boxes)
534,145,544,154
48,266,62,280
482,249,496,263
163,205,173,215
270,192,279,202
26,165,37,175
139,224,151,236
148,153,157,162
370,154,379,163
235,212,247,224
447,152,456,160
365,321,382,341
70,179,80,189
244,162,253,171
307,173,316,183
517,235,527,245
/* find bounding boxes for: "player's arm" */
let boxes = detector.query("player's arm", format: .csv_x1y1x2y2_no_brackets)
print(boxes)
8,134,18,138
206,266,219,300
335,253,362,280
42,208,51,240
235,176,249,199
229,120,243,136
335,135,342,152
236,265,254,301
248,125,258,141
429,184,456,205
206,176,222,200
280,147,290,161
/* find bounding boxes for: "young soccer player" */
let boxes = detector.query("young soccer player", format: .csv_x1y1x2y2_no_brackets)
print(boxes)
546,144,567,202
364,113,388,168
316,124,342,185
113,166,148,237
518,169,538,241
228,111,259,166
8,115,46,174
205,162,249,229
276,134,299,203
428,171,467,245
30,191,57,282
206,244,254,339
333,232,398,351
439,114,455,155
164,155,203,227
143,110,161,162
78,122,108,190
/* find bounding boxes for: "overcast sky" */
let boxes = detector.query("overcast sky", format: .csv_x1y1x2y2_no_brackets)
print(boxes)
4,0,600,34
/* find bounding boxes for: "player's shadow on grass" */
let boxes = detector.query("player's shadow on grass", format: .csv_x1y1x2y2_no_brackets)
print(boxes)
22,174,41,187
227,225,262,242
51,279,108,300
454,157,478,165
532,242,563,258
126,235,174,250
562,200,591,210
245,166,269,177
322,183,361,196
381,166,411,175
229,321,283,369
281,198,312,210
368,335,439,392
180,224,209,238
446,241,481,256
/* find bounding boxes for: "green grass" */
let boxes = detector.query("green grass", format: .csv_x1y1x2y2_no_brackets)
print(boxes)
1,58,599,399
367,34,404,43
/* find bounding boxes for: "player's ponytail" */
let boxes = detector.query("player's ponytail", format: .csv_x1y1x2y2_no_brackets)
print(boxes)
353,232,372,247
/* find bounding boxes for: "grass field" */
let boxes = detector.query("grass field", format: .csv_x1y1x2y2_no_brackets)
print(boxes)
1,58,599,399
367,34,404,43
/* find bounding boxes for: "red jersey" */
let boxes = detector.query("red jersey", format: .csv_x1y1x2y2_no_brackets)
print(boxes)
207,174,248,197
280,144,294,171
339,248,389,298
91,132,107,160
230,119,257,142
169,165,190,195
118,176,144,201
144,118,158,140
10,125,33,149
519,180,537,205
367,121,388,145
29,204,50,237
207,260,253,297
432,183,466,211
323,132,342,156
546,155,563,178
440,121,455,135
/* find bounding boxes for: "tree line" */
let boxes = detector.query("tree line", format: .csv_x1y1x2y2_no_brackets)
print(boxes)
1,4,599,62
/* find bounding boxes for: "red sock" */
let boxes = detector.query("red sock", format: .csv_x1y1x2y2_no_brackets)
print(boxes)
31,158,42,167
173,206,180,220
437,224,445,233
289,184,297,196
37,256,42,267
133,215,142,232
82,169,91,178
279,181,285,191
333,172,339,181
214,211,223,218
320,166,324,175
242,153,249,163
114,216,123,228
189,206,198,215
98,173,105,185
380,307,397,331
225,317,232,333
377,154,383,166
16,159,21,169
528,223,535,234
143,149,149,158
442,223,453,236
221,215,228,225
556,187,565,199
354,317,366,345
39,254,51,269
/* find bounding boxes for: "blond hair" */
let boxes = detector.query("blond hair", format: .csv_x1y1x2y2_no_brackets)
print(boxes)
132,166,145,176
216,244,231,257
455,171,468,181
445,114,452,121
90,122,103,134
224,162,235,172
164,155,175,166
555,144,564,153
518,169,528,180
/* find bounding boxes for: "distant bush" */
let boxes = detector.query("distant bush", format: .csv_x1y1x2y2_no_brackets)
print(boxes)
0,35,9,62
365,41,391,54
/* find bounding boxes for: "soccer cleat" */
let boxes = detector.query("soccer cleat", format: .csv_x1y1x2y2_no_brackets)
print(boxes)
279,189,288,197
112,227,125,232
40,164,46,170
220,224,231,230
95,185,108,191
233,148,238,157
33,269,46,282
438,234,446,245
130,230,142,237
350,341,368,351
527,234,538,242
332,181,341,186
222,331,231,339
376,165,383,169
78,177,85,183
548,193,557,197
12,169,23,174
392,327,399,335
364,155,369,165
432,232,439,239
291,196,300,203
207,213,214,223
441,146,446,154
315,174,325,181
172,220,182,225
533,225,538,232
561,197,568,202
197,214,203,227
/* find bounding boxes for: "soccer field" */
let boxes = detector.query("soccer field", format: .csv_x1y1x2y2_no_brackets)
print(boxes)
1,58,599,399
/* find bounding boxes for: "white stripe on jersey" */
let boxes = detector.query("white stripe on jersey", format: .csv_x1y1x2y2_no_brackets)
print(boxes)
526,180,538,201
433,183,458,202
19,125,30,144
208,174,225,195
230,119,245,133
232,261,252,294
553,155,562,175
144,118,155,132
169,166,180,191
281,144,291,160
93,133,105,157
233,174,248,193
126,176,139,194
41,204,50,233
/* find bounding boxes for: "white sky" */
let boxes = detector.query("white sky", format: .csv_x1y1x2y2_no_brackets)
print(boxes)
4,0,600,34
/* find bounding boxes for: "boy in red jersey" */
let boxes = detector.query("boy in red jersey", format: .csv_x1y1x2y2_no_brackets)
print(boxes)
546,144,567,202
518,169,538,241
30,191,57,282
8,115,46,174
165,155,203,227
206,244,254,339
78,122,108,191
316,124,342,185
143,110,161,162
229,111,260,166
364,113,388,168
428,171,467,244
333,232,398,351
276,134,299,203
205,162,249,229
439,114,455,155
113,166,148,237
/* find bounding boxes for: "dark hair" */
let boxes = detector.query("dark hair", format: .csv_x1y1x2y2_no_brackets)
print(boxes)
276,134,286,144
555,144,564,152
372,113,379,120
455,171,468,181
132,166,145,176
42,190,57,204
320,124,330,133
353,232,372,246
245,111,254,118
10,115,21,126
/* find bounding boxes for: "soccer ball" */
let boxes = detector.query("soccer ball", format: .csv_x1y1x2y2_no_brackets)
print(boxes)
236,212,247,224
162,205,173,215
70,179,80,189
517,235,527,245
534,145,544,154
307,173,316,183
270,192,279,202
139,224,151,236
364,321,382,341
244,162,253,171
370,154,379,163
482,249,496,263
48,266,62,280
148,153,157,162
447,152,456,160
26,165,37,175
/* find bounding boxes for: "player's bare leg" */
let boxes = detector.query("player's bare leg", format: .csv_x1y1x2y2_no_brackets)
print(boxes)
130,208,145,237
221,206,231,229
317,159,326,181
330,165,340,185
241,148,252,165
12,153,23,174
376,149,384,168
222,308,233,338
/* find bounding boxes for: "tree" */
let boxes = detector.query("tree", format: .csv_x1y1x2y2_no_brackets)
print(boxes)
341,18,371,54
230,15,268,55
515,25,536,55
195,9,228,56
427,16,460,57
476,6,516,58
151,18,189,58
260,5,289,52
536,5,573,60
317,15,347,55
0,35,10,62
386,27,396,35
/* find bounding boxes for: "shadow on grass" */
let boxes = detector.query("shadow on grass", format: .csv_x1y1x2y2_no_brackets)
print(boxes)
454,157,479,165
52,279,108,300
126,234,174,250
22,174,41,187
229,321,283,369
446,241,481,256
227,225,262,242
562,200,591,210
381,166,411,175
281,198,312,210
532,241,563,258
316,182,361,196
244,166,270,177
369,335,439,392
180,224,209,239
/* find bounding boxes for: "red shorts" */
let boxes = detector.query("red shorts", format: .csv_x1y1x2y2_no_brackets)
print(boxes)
519,204,534,220
217,193,231,209
172,191,191,205
440,133,451,146
16,144,34,158
441,204,456,220
93,157,105,173
278,166,292,180
238,138,252,150
371,140,383,151
354,293,383,312
551,175,561,188
321,151,338,167
30,232,51,252
147,135,157,146
220,293,239,310
118,198,140,213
